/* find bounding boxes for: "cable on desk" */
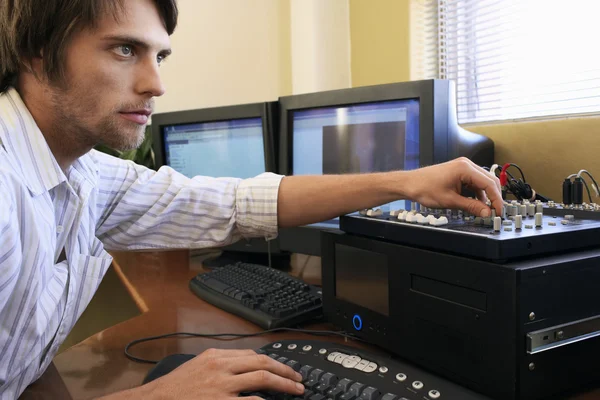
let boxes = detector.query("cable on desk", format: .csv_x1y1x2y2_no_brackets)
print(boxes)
124,328,359,364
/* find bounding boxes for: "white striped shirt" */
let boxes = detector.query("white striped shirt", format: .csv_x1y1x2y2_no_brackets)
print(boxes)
0,88,283,399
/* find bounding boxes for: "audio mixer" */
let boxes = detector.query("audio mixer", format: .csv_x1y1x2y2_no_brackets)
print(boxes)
340,200,600,261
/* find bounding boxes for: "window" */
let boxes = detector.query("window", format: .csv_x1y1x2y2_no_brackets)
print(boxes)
414,0,600,124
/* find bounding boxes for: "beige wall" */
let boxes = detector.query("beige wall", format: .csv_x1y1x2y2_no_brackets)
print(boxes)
155,0,292,113
290,0,351,94
468,117,600,201
349,0,411,87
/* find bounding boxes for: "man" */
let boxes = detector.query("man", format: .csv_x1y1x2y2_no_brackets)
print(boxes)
0,0,502,398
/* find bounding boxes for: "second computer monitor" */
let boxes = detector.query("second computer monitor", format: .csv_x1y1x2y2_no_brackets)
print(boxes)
278,79,494,256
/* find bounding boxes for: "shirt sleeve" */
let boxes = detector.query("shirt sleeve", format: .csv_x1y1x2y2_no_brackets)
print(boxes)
92,150,283,251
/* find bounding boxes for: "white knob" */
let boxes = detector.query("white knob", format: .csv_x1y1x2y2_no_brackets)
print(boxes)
515,214,523,229
535,212,543,227
493,216,501,232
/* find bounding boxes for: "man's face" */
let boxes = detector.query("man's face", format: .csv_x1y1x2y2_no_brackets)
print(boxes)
48,0,171,151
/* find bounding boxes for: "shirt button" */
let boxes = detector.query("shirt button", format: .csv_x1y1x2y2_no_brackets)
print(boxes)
56,225,64,233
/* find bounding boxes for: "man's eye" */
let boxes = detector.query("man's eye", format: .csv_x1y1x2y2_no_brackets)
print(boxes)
117,45,134,57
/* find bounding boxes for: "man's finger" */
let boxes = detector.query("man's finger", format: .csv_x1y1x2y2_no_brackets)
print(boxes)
232,370,305,395
462,167,503,215
455,195,491,217
228,354,302,382
198,348,258,360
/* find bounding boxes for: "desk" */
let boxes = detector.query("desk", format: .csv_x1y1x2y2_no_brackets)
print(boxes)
20,250,600,400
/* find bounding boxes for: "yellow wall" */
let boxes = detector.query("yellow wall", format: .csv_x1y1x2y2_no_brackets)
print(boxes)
469,117,600,202
349,0,411,87
349,1,600,202
155,0,292,113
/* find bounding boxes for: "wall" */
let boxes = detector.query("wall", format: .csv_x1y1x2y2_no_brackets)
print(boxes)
468,117,600,202
155,0,292,113
349,0,411,87
290,0,351,94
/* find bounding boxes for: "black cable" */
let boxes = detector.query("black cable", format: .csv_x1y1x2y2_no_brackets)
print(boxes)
579,176,593,203
578,170,599,200
507,163,526,182
125,328,359,364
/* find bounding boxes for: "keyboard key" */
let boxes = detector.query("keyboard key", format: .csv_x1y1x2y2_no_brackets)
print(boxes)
335,378,354,392
299,365,314,381
359,386,382,400
309,369,325,381
319,372,338,386
286,360,302,372
202,278,230,293
346,382,365,397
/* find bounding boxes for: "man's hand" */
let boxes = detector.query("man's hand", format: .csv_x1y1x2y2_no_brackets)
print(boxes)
403,157,502,217
141,348,304,399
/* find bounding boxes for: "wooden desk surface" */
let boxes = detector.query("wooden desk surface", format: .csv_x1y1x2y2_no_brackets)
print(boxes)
20,250,600,400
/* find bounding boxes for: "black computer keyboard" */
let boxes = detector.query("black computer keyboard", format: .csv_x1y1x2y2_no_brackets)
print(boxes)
189,262,323,329
248,339,489,400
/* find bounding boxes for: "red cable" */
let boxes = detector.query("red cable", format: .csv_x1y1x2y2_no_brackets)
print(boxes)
499,163,510,186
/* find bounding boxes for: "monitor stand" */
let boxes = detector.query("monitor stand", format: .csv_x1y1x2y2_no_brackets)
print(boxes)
197,250,292,271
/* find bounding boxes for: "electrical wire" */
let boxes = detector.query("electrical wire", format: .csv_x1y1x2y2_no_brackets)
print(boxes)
125,328,359,364
577,176,593,203
577,170,600,197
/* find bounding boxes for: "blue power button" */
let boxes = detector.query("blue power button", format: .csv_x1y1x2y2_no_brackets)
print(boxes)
352,314,363,331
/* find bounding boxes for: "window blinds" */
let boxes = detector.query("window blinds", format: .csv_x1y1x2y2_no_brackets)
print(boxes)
414,0,600,124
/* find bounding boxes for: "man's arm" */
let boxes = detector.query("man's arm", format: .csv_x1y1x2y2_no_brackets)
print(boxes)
92,150,282,250
277,157,502,228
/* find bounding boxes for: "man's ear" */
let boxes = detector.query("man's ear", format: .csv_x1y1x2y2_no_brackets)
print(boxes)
20,53,44,80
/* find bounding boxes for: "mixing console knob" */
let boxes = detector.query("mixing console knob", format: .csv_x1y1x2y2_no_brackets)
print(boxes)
431,216,449,226
491,209,497,219
519,204,527,216
390,209,404,217
535,212,543,227
536,203,543,214
515,215,523,230
507,205,517,216
493,216,501,232
397,211,407,221
366,208,383,217
527,204,535,216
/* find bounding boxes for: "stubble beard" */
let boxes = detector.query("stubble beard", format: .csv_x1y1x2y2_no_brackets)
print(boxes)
49,83,148,153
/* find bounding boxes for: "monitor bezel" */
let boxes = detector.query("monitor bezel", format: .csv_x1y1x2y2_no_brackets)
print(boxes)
151,101,278,173
278,79,453,175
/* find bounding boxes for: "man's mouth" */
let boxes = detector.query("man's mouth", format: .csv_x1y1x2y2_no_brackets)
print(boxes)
119,109,151,125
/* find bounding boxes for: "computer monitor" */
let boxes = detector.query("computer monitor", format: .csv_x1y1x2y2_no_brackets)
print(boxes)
277,79,494,256
151,102,290,268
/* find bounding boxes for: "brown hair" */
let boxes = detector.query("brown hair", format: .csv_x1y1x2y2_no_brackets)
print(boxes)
0,0,178,93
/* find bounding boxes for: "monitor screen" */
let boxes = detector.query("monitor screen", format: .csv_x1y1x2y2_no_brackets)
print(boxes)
292,99,420,176
163,117,265,179
291,99,420,214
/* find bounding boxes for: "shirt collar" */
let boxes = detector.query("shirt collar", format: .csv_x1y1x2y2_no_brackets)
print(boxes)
0,88,98,196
